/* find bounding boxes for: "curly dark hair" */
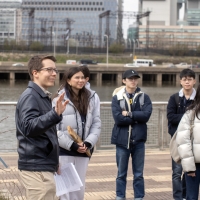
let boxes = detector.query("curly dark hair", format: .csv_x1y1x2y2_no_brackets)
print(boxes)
27,55,56,80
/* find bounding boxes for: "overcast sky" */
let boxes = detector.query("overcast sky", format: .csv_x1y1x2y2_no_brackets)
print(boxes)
124,0,138,12
123,0,139,39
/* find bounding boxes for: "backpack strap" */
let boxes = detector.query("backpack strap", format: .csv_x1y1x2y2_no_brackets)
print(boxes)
175,92,180,113
119,92,144,111
119,99,126,111
175,92,180,107
139,93,144,110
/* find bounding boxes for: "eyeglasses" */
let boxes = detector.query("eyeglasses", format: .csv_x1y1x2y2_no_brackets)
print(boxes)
181,78,194,82
39,68,58,74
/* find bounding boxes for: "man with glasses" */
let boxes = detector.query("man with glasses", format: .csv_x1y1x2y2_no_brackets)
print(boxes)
16,55,69,200
167,68,196,200
111,69,152,200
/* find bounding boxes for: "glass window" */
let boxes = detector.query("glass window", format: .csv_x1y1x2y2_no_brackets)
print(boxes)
91,8,93,11
75,2,77,5
86,2,88,5
82,2,84,5
87,8,89,10
76,8,79,10
73,8,75,10
80,7,82,10
69,8,71,10
78,2,80,5
100,2,103,5
71,2,73,5
93,2,95,5
95,8,97,11
89,2,91,5
97,2,99,5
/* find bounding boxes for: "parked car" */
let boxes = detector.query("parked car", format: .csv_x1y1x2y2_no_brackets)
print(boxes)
175,63,190,68
79,59,98,65
12,63,24,67
66,60,77,65
124,63,139,67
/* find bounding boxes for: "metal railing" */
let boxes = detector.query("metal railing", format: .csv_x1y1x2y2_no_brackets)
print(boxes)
0,102,170,152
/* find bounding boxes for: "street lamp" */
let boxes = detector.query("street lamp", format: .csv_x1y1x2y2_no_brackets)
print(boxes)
132,39,136,62
104,34,109,69
52,31,56,57
76,40,79,55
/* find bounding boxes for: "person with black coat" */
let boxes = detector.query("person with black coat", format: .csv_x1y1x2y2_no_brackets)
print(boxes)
167,68,196,200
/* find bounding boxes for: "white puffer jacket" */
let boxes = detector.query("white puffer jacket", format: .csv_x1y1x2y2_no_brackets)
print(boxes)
176,109,200,172
52,88,101,151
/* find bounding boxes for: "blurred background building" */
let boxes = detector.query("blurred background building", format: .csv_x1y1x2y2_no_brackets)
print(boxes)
138,0,200,50
0,0,22,45
21,0,122,48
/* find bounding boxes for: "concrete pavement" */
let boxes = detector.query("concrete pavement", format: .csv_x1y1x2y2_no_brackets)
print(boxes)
0,149,177,200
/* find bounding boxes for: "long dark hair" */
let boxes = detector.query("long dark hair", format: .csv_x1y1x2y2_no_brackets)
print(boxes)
60,67,90,115
188,84,200,119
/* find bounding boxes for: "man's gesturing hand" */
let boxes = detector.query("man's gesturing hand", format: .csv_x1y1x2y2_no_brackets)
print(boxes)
55,92,69,116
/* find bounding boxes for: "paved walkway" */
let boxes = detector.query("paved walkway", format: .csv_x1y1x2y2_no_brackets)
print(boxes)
0,149,188,200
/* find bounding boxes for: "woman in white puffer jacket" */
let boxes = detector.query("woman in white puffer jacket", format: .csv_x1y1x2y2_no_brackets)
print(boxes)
176,84,200,200
52,67,101,200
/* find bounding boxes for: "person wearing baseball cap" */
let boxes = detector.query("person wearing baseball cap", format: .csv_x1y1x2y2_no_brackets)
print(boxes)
111,69,152,200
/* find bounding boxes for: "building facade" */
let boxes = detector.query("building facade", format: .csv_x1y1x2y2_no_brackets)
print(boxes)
0,0,22,45
139,25,199,49
21,0,122,47
140,0,178,26
187,0,200,26
127,23,139,49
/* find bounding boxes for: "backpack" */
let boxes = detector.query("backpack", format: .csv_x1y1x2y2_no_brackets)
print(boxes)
112,86,144,111
169,110,195,164
119,92,144,111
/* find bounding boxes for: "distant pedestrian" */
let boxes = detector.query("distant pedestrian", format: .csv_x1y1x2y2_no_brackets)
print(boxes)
53,67,101,200
16,55,68,200
111,69,152,200
167,68,196,200
176,83,200,200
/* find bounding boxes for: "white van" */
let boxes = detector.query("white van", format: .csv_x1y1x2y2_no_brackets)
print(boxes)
66,60,77,65
133,59,155,67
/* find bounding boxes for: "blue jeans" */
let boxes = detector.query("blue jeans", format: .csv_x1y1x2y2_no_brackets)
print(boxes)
116,142,145,200
172,159,186,200
185,165,200,200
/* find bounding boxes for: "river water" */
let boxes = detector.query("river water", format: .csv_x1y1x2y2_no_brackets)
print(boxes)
0,80,181,102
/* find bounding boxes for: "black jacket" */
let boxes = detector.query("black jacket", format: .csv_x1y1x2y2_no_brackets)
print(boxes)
167,93,194,136
15,81,62,172
111,87,152,148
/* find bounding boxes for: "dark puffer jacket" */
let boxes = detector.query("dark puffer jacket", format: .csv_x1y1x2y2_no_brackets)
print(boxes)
111,87,152,148
15,81,62,172
167,89,196,137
